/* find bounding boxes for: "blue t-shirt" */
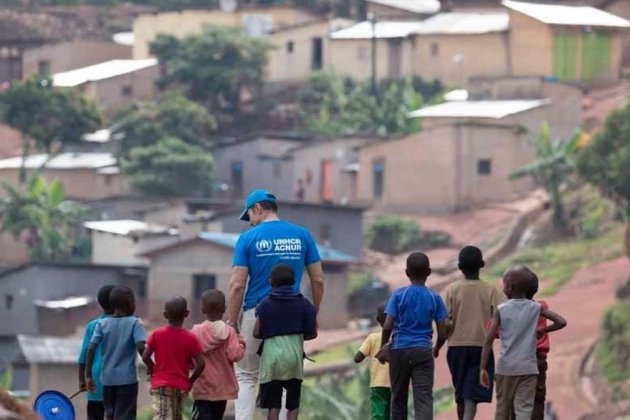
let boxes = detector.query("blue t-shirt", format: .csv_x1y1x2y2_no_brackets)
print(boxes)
91,316,147,386
233,220,321,311
385,284,448,350
78,315,108,401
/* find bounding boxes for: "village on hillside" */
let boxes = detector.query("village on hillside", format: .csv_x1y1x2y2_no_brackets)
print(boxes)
0,0,629,418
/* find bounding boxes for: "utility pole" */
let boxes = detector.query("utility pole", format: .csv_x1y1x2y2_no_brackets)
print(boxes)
368,12,377,97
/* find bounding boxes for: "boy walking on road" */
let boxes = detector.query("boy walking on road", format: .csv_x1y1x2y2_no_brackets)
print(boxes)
443,246,503,420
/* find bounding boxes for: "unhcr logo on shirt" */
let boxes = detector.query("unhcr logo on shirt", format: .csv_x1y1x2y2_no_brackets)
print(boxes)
255,238,302,254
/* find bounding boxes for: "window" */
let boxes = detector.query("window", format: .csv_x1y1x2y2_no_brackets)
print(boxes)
5,294,13,310
38,60,50,75
373,159,385,199
121,85,133,97
287,41,294,53
231,161,244,199
357,46,368,61
193,274,216,299
478,159,492,175
319,224,332,246
430,42,439,57
312,37,323,70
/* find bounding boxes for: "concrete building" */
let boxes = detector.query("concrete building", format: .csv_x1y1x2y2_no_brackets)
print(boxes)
132,6,316,59
356,99,551,212
53,59,159,113
141,232,357,329
84,220,179,266
504,0,630,82
0,153,127,201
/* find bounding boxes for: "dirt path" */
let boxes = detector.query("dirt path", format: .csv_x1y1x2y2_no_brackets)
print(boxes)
436,257,630,419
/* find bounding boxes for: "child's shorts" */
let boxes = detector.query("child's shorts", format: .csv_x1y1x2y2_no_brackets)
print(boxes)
258,379,302,410
447,346,494,404
151,386,186,420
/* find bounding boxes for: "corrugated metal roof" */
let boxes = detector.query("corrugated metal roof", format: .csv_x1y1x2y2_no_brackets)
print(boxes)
198,232,357,264
330,20,425,39
408,99,550,119
84,220,149,236
0,153,116,169
53,58,158,87
18,335,81,364
112,31,134,46
503,0,630,28
415,11,509,34
33,296,93,309
366,0,440,15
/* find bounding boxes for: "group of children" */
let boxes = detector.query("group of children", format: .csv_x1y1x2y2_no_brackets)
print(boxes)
78,263,315,420
355,246,567,420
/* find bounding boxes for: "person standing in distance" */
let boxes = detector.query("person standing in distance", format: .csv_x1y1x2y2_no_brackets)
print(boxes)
227,189,324,420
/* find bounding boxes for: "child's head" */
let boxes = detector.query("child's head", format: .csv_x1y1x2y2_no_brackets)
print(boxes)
375,301,387,327
164,296,189,325
270,264,295,288
525,271,539,300
405,252,431,282
458,245,485,278
109,286,135,315
201,290,226,319
502,265,533,299
97,284,115,315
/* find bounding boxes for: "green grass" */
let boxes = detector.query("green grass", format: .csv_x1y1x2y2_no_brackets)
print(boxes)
310,341,362,364
595,301,630,402
487,226,624,296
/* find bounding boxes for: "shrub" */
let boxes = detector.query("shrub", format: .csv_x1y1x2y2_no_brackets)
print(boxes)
596,302,630,385
366,216,421,255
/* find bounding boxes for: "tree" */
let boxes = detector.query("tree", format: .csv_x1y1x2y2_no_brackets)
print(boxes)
511,123,580,230
0,175,86,261
0,77,101,179
112,93,217,158
577,103,630,257
150,26,271,112
123,137,214,197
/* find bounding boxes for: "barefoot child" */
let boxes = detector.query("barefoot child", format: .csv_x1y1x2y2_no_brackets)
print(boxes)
376,252,448,420
142,297,206,420
190,290,246,420
480,266,567,420
443,246,503,420
354,302,391,420
78,285,114,420
254,264,318,420
86,286,147,420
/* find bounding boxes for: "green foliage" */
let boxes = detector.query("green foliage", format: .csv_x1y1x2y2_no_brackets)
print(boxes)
151,26,271,111
596,301,630,401
0,367,12,390
0,175,87,261
0,76,101,154
113,93,217,158
300,73,440,136
123,137,214,197
366,216,450,255
488,226,623,295
511,122,580,230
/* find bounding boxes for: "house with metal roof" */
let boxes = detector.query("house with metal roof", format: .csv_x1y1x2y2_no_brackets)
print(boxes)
504,0,630,82
140,231,357,329
52,58,159,113
0,153,127,201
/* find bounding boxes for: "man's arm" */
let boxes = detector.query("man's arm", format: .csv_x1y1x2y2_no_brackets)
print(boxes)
354,351,367,363
539,308,567,334
306,262,324,311
188,354,206,389
78,364,86,392
375,315,395,364
480,311,500,388
433,320,448,358
228,266,249,332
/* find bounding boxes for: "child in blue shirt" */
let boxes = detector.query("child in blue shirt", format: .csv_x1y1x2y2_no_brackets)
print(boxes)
78,284,115,420
86,286,147,420
377,252,448,420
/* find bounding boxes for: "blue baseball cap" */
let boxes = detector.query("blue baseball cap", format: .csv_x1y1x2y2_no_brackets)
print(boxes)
239,189,277,221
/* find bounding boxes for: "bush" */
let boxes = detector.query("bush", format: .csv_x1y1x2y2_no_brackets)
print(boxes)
596,302,630,385
366,216,451,255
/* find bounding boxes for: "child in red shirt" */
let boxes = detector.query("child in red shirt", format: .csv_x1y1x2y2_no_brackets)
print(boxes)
190,290,245,420
142,297,206,420
526,273,550,420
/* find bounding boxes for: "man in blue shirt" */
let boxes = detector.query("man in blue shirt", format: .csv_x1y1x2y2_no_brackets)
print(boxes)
227,189,324,420
78,285,114,420
377,252,448,420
